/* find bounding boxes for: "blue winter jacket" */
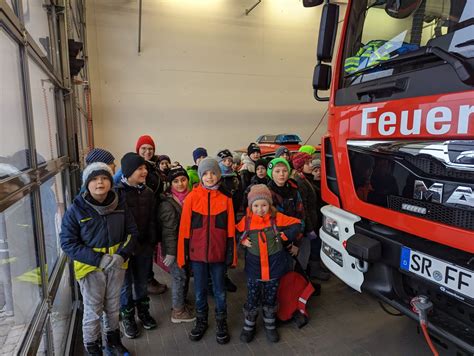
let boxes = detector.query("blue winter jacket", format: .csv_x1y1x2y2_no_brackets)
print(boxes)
60,190,138,280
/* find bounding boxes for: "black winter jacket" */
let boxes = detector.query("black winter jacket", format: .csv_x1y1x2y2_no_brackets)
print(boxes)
221,174,243,216
145,159,164,196
294,173,319,234
116,182,158,254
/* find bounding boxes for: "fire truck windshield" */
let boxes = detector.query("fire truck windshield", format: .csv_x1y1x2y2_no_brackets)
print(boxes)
341,0,474,87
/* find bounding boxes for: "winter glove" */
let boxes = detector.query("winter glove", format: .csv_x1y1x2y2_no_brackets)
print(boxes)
163,255,176,267
307,231,318,240
225,238,235,267
104,254,124,272
99,254,113,270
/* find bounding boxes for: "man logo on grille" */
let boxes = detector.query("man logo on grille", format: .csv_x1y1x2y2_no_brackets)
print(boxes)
446,186,474,208
413,180,443,203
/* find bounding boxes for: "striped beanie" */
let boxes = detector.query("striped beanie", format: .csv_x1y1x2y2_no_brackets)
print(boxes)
82,162,113,188
292,152,312,172
85,148,115,165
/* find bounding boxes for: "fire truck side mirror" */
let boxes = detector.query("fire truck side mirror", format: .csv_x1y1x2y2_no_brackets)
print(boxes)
317,3,339,62
312,63,331,102
385,0,423,19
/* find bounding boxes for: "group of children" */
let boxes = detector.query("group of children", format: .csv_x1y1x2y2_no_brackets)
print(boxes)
60,135,325,355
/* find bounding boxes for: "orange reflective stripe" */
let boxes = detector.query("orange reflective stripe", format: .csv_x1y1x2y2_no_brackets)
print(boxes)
258,231,270,281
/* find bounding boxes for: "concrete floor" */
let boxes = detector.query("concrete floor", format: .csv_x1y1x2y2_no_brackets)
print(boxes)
109,263,434,356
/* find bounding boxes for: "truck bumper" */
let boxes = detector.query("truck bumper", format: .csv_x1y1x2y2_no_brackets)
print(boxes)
319,205,364,292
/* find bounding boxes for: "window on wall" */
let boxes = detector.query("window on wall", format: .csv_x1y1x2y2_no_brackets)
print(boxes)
28,58,60,163
0,195,42,354
51,263,73,355
40,173,65,276
22,0,51,60
74,79,89,157
0,28,29,174
69,0,82,41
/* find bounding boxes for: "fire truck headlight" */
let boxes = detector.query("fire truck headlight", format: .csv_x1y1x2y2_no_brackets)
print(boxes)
322,215,339,240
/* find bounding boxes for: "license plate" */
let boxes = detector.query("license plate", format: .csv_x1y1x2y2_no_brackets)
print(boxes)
400,247,474,301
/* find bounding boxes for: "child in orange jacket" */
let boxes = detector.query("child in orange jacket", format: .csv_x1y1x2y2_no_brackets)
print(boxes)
177,157,236,344
236,184,302,344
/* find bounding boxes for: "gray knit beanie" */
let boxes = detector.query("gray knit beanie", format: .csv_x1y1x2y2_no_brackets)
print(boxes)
82,162,113,188
275,146,290,158
198,157,221,181
311,159,321,168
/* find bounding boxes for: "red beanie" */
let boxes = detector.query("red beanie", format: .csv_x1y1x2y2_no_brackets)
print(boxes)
135,135,155,153
292,152,311,172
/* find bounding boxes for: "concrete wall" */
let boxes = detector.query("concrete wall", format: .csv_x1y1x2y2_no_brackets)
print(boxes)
86,0,335,166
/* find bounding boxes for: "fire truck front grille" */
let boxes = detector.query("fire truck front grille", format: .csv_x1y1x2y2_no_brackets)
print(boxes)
404,155,474,182
388,196,474,231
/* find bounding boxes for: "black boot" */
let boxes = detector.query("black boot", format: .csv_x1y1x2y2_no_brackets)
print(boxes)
225,274,237,293
307,260,330,281
263,306,279,343
120,306,140,339
85,339,102,356
104,329,130,356
240,308,258,343
215,312,230,344
136,297,157,330
189,311,208,341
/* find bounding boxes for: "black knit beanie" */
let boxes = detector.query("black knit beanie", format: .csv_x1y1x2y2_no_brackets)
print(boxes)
121,152,145,178
247,142,261,156
167,165,189,182
255,159,268,170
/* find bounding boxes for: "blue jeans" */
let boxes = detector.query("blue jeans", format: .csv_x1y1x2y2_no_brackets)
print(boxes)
191,261,226,314
120,253,153,308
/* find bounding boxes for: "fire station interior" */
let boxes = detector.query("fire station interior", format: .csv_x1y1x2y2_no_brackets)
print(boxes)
0,0,472,355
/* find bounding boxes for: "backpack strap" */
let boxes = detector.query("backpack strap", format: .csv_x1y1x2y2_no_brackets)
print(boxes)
239,213,253,242
270,215,279,237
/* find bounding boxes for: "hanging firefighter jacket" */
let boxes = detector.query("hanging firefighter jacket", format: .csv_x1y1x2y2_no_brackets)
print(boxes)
344,39,419,74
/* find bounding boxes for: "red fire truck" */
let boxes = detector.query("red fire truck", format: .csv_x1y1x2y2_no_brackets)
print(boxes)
306,0,474,354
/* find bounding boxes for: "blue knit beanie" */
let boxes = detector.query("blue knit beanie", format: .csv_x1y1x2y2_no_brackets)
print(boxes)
85,148,115,165
192,147,208,163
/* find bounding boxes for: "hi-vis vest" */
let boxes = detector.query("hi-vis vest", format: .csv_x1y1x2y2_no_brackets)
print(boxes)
344,40,419,74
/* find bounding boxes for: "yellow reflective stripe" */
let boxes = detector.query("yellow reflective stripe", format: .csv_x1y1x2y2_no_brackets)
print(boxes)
74,240,130,279
121,234,131,249
80,217,92,223
74,260,99,280
17,266,44,285
0,257,17,265
92,242,121,254
345,58,359,64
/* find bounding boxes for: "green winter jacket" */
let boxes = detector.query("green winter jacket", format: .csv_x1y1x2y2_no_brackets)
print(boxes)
186,165,200,190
